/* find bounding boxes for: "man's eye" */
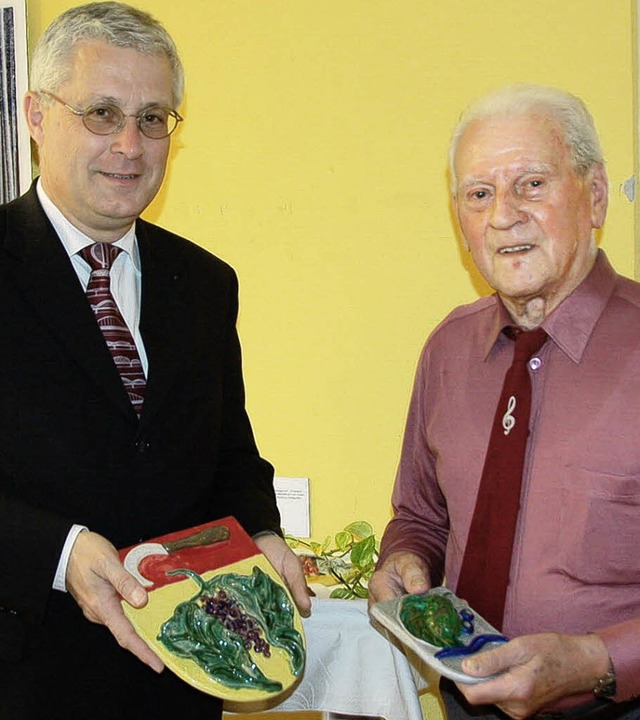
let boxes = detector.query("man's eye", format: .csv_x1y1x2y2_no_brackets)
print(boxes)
471,190,488,200
516,178,547,197
141,109,168,126
86,105,119,123
522,178,545,191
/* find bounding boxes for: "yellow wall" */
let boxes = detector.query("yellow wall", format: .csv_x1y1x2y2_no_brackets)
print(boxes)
24,0,636,544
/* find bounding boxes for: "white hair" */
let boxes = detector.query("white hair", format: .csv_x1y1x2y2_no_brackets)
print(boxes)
449,84,604,192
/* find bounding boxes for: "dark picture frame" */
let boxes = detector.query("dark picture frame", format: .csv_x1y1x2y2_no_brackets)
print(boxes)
1,0,30,203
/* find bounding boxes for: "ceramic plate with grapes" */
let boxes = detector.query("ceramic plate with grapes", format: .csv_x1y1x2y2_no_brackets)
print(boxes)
120,518,306,703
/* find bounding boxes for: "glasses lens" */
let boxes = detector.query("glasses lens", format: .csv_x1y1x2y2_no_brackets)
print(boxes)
139,107,179,139
82,104,124,135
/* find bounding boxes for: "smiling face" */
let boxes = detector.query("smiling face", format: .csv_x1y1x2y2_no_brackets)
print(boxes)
453,112,608,321
25,40,175,242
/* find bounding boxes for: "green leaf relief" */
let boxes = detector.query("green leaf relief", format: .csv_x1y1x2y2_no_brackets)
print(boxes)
157,566,305,693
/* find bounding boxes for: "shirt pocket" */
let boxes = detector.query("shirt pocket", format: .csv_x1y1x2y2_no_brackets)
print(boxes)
557,470,640,584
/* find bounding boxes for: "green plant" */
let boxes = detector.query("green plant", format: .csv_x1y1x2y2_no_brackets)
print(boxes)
285,521,379,599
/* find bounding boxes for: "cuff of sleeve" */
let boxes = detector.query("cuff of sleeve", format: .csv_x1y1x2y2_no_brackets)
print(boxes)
52,524,89,592
595,621,640,702
252,530,279,541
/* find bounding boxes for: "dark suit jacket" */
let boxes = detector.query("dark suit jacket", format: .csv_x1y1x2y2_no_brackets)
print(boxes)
0,184,281,719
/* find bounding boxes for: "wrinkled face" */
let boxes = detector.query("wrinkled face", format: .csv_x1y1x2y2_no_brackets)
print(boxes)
453,113,608,312
26,40,175,241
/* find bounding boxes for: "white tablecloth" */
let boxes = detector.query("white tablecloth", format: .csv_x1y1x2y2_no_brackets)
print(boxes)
224,597,429,720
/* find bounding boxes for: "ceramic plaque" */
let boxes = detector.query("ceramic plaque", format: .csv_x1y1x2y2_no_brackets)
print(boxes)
119,517,305,702
370,587,507,683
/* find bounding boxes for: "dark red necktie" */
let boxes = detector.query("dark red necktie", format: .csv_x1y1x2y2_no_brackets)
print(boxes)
81,243,146,416
456,326,547,630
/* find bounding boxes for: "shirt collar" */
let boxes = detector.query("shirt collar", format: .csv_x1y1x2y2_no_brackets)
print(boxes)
543,250,616,363
483,250,616,364
36,179,140,270
483,299,513,360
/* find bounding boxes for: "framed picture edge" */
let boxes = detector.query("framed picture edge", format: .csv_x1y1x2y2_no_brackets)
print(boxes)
2,0,31,196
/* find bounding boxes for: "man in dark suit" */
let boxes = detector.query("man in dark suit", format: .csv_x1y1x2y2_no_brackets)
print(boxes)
0,3,310,718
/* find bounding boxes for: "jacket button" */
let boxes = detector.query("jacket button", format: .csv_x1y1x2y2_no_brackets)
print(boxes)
135,440,150,454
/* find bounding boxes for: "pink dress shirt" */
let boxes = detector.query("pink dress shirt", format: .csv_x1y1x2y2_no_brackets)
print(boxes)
380,251,640,703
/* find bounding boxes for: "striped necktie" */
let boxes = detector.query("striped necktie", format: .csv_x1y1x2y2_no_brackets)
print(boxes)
81,243,146,416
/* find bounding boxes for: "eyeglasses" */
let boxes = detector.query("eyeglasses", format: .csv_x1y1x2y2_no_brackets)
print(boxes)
40,91,183,139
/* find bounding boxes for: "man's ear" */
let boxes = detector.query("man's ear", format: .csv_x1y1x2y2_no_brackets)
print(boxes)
589,163,608,230
24,92,46,145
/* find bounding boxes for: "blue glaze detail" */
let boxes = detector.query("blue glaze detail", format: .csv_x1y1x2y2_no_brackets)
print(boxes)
459,608,475,634
434,633,509,660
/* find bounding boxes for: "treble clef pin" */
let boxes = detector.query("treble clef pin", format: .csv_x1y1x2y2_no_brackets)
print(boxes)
502,395,516,435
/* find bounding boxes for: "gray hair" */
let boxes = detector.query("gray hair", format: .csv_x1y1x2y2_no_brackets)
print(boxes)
449,84,604,192
30,1,184,106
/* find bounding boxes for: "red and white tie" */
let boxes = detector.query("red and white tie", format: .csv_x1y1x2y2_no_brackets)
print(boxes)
81,243,146,416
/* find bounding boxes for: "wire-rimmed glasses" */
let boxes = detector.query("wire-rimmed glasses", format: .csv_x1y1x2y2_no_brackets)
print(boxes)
40,91,183,139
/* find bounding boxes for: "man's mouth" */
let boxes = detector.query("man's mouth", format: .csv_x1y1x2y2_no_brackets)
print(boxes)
498,244,533,254
100,171,138,180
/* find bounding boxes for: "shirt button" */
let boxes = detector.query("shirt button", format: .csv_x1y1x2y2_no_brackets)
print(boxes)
529,357,542,371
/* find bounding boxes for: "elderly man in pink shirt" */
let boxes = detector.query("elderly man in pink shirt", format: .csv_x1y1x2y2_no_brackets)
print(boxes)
369,85,640,720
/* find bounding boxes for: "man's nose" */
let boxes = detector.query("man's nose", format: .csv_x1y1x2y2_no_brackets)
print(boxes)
489,188,527,229
109,117,145,159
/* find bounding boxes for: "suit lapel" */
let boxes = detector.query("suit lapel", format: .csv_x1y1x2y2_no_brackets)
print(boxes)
137,220,190,425
3,187,137,421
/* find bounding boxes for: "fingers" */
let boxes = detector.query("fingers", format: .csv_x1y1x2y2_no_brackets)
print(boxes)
100,590,165,673
106,559,148,609
254,533,312,617
67,531,148,610
403,567,430,594
65,530,164,672
458,632,612,718
367,569,402,604
282,558,313,617
462,641,512,678
368,551,430,605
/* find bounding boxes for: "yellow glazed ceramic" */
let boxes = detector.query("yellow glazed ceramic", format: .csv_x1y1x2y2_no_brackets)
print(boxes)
120,518,305,703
